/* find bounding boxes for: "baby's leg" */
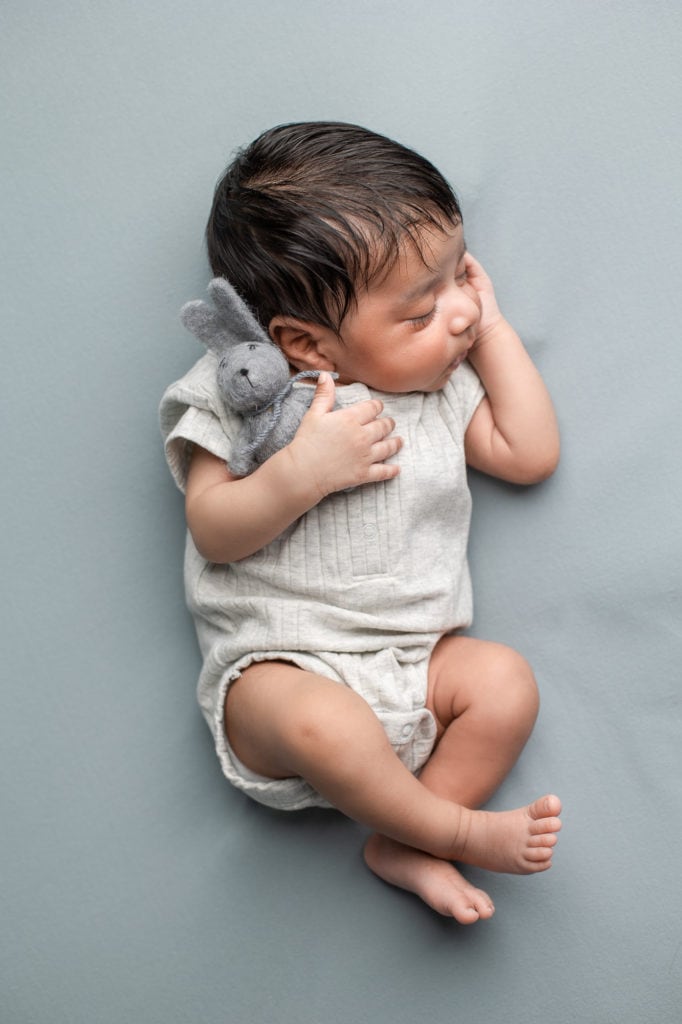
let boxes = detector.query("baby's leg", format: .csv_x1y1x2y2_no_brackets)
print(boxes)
421,635,542,806
364,637,558,921
226,659,560,877
226,660,466,852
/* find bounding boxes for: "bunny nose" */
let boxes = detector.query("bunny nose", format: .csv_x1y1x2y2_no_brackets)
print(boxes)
239,368,249,377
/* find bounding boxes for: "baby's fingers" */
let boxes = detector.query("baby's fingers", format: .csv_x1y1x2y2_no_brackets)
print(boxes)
372,433,403,464
365,439,402,481
306,371,337,415
350,397,386,424
464,252,490,282
366,413,397,443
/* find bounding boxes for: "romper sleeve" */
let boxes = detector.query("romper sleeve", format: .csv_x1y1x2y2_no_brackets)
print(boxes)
440,359,486,433
159,353,239,493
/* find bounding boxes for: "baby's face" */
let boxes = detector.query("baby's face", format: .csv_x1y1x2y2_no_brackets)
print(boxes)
319,221,482,393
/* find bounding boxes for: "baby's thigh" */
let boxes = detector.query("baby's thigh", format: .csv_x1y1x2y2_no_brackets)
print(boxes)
224,659,374,780
426,636,539,737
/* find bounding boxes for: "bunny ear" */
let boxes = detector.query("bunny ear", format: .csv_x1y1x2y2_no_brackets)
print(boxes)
207,277,271,347
180,300,231,355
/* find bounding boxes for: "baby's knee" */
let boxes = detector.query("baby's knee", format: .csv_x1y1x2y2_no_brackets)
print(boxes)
226,664,379,778
485,646,540,727
281,682,381,766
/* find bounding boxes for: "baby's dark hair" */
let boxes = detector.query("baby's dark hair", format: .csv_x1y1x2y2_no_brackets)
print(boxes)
206,121,461,333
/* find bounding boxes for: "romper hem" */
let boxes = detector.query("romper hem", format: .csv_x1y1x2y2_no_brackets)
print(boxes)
213,647,439,812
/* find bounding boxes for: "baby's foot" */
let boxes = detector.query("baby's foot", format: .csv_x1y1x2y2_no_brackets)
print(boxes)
364,833,495,924
454,794,562,874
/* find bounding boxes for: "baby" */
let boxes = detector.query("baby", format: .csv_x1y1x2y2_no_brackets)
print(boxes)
160,121,562,924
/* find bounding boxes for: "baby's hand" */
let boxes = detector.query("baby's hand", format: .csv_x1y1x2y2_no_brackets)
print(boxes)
464,253,504,344
287,372,402,499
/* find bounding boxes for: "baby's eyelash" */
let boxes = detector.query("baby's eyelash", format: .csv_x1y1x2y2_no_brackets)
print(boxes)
409,304,438,329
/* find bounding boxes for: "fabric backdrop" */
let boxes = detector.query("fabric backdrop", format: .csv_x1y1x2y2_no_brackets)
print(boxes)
3,2,680,1021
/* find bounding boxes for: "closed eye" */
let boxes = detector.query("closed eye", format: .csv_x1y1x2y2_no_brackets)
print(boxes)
409,304,438,329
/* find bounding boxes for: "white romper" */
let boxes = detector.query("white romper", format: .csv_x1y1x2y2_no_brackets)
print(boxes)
160,353,484,810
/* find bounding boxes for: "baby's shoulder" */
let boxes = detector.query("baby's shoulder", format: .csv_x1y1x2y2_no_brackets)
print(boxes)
164,352,220,409
437,362,485,429
160,351,241,455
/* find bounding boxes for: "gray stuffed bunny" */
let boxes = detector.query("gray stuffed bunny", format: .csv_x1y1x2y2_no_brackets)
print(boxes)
181,278,334,477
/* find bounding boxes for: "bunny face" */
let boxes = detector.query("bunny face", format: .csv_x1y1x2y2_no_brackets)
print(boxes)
217,341,291,413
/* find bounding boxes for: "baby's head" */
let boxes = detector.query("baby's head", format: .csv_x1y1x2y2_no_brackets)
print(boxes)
206,121,462,336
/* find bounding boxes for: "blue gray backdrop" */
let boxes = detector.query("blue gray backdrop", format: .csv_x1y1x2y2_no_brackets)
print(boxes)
3,2,680,1022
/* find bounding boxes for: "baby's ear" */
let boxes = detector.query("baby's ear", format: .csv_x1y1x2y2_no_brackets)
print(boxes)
269,316,335,372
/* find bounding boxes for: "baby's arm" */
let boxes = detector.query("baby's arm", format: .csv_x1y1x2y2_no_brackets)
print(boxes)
463,254,560,484
186,372,402,563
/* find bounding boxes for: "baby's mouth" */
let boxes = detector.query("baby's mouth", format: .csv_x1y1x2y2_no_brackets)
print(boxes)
449,344,473,372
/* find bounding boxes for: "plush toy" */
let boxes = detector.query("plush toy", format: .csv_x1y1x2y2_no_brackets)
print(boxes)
181,278,335,477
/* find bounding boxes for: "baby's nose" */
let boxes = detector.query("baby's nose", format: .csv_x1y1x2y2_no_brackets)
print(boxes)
447,293,480,334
